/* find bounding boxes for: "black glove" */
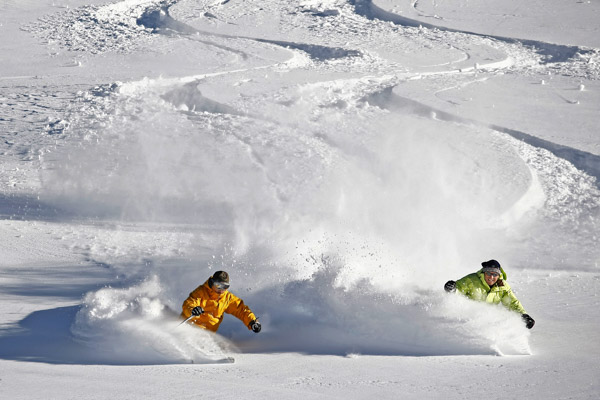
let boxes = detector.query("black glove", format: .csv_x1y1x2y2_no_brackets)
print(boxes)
444,280,457,293
191,306,204,316
522,313,535,329
249,320,261,333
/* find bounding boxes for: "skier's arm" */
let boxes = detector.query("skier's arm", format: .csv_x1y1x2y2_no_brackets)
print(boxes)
224,293,257,329
501,289,534,328
501,289,527,314
455,276,473,297
181,289,204,318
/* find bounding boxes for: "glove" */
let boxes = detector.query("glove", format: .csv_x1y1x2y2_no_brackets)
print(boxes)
249,320,261,333
191,306,204,316
522,313,535,329
444,280,457,293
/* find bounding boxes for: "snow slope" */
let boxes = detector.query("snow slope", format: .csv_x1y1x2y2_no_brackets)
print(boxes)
1,0,599,398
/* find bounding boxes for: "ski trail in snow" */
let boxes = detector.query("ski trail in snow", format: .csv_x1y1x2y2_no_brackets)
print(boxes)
139,0,362,62
493,161,546,228
433,76,491,104
411,0,443,20
365,86,600,187
364,0,584,64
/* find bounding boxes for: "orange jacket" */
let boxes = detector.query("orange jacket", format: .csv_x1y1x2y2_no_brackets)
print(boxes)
181,280,257,332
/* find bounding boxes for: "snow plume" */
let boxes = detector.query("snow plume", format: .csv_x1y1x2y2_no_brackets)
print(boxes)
40,72,572,274
71,276,235,364
233,254,531,356
75,251,531,360
39,73,593,359
40,78,239,223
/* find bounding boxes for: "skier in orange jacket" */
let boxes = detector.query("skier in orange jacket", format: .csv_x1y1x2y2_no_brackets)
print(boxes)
181,270,261,333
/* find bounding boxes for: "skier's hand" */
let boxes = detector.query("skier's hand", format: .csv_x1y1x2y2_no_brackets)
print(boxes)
444,280,456,293
521,313,535,329
191,306,204,316
249,320,261,333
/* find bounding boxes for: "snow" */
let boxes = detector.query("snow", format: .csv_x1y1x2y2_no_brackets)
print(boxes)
1,0,599,398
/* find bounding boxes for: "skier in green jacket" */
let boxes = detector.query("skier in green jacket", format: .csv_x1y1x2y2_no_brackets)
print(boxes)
444,259,535,329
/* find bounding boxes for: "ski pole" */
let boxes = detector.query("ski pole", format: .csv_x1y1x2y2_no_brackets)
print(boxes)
177,314,195,327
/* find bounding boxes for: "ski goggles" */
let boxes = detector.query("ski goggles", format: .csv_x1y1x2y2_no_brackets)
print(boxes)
484,271,500,277
212,281,230,291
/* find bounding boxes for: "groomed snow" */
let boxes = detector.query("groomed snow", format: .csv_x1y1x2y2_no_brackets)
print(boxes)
1,0,599,398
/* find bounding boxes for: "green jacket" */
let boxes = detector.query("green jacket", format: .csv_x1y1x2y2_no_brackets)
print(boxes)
455,268,526,314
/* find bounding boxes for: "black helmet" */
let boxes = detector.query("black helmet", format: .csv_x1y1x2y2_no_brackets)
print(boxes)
209,270,230,289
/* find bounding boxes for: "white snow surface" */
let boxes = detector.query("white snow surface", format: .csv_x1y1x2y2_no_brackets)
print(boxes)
1,0,599,398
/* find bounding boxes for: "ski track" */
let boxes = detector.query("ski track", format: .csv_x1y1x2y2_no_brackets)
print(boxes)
17,7,598,241
368,0,590,64
10,0,600,252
